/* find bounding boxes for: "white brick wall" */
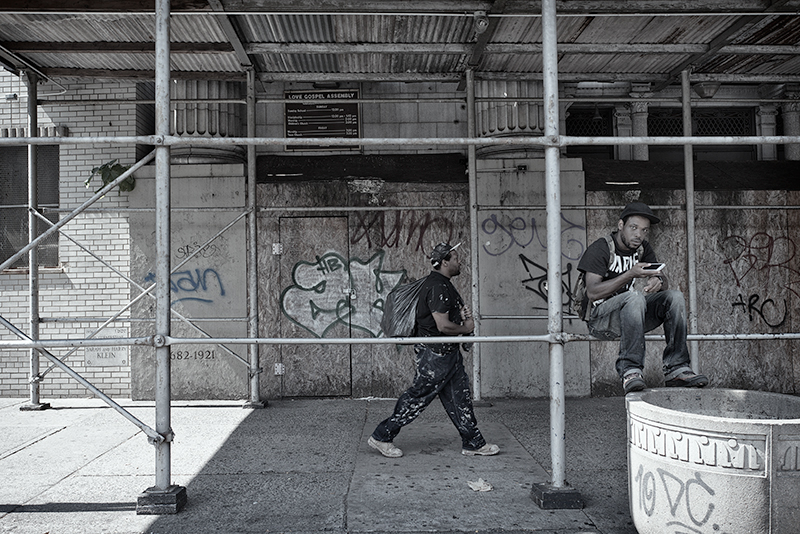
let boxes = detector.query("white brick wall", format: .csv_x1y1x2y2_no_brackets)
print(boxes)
1,73,135,399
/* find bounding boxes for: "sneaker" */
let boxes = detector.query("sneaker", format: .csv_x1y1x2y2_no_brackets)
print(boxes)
665,370,709,388
368,436,403,458
623,371,646,394
462,443,500,456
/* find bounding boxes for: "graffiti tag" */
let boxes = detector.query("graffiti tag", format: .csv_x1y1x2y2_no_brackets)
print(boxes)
633,465,729,534
519,254,577,313
281,249,405,338
480,212,585,259
731,293,787,328
144,268,225,306
350,211,456,252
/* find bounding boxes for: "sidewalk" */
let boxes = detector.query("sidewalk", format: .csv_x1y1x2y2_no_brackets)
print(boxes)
0,396,637,534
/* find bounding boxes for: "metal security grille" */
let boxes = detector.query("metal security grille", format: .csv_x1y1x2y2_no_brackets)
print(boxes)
565,106,615,159
565,106,614,137
649,107,756,136
0,145,60,268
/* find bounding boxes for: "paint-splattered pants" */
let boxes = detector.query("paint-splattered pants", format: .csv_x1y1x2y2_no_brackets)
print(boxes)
371,343,486,451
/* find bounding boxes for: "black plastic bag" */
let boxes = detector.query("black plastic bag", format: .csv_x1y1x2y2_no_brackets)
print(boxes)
380,278,426,337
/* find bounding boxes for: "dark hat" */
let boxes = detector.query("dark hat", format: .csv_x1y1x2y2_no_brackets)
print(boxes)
620,202,660,224
430,242,461,267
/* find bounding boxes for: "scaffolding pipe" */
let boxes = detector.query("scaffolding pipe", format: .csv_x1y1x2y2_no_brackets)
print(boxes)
153,0,175,494
682,70,701,373
466,68,482,401
3,134,800,149
25,70,44,410
542,0,568,492
42,203,800,214
246,68,263,407
5,331,800,351
0,315,162,442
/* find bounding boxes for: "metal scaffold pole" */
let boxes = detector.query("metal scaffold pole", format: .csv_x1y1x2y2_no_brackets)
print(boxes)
532,0,584,510
245,67,265,409
22,70,49,412
682,70,701,373
466,68,482,401
136,0,187,514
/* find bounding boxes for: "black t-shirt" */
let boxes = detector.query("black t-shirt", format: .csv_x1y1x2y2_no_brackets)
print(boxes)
577,232,657,297
415,271,464,342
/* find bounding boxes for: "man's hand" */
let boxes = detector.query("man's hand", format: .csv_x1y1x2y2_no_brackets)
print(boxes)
432,307,474,335
643,276,663,293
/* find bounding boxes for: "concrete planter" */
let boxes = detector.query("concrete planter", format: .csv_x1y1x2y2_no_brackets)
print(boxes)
626,389,800,534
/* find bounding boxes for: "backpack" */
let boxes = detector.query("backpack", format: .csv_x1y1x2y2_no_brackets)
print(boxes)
572,234,643,321
380,277,426,337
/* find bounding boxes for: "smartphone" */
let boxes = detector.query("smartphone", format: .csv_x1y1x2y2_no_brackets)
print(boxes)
642,262,665,272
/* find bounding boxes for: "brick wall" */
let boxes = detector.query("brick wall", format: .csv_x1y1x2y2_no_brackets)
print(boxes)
1,73,136,398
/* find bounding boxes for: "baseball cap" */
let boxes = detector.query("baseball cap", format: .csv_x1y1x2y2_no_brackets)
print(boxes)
430,242,461,267
620,202,660,224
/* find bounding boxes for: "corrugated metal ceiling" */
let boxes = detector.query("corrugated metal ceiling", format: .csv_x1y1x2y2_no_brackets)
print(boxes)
0,2,799,88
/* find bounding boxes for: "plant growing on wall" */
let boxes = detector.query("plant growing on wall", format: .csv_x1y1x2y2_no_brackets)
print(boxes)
85,159,135,193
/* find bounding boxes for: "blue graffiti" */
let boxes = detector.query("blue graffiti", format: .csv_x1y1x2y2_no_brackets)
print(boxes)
144,268,225,306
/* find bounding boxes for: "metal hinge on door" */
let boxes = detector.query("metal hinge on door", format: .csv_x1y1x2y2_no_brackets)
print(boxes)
274,363,285,375
342,288,356,299
272,243,283,255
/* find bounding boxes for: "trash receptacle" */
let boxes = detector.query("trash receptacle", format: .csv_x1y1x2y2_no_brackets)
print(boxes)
626,388,800,534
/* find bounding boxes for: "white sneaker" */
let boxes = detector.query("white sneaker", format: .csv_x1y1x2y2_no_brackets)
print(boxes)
462,443,500,456
368,436,403,458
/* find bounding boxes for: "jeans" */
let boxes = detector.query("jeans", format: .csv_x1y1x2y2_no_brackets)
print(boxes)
587,289,693,380
371,343,486,451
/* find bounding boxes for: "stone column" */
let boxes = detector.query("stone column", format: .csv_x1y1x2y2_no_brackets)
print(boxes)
630,99,650,161
475,80,544,158
171,80,246,163
614,104,632,160
757,104,778,160
782,86,800,161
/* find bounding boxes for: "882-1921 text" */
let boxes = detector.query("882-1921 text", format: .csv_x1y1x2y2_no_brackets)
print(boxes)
170,350,216,360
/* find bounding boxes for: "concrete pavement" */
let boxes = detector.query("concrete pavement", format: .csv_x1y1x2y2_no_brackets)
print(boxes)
0,396,637,534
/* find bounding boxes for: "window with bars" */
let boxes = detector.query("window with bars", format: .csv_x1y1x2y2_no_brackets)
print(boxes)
0,145,60,269
648,107,757,162
565,106,615,159
648,107,756,137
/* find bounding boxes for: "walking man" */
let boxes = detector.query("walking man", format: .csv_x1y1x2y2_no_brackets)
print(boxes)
368,242,499,458
577,202,709,394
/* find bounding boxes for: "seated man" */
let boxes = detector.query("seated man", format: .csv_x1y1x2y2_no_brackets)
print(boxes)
577,202,709,394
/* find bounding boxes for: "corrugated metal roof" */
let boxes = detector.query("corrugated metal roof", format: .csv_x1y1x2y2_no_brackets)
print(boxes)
0,3,799,88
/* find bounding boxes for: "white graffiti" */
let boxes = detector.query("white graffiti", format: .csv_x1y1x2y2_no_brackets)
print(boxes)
280,250,406,337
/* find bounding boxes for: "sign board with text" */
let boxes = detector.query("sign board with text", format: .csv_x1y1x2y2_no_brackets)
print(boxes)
284,90,360,150
84,328,129,367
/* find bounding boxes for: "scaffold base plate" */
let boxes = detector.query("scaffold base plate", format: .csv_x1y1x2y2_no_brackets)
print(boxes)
531,482,584,510
136,485,187,515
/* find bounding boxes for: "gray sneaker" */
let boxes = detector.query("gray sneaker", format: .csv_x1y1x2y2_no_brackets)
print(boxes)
462,443,500,456
368,436,403,458
623,371,646,394
665,370,708,388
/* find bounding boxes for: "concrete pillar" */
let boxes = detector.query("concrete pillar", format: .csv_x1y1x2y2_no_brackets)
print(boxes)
630,100,650,161
782,85,800,161
475,80,544,158
614,103,633,160
630,83,651,161
171,80,245,163
757,104,778,160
